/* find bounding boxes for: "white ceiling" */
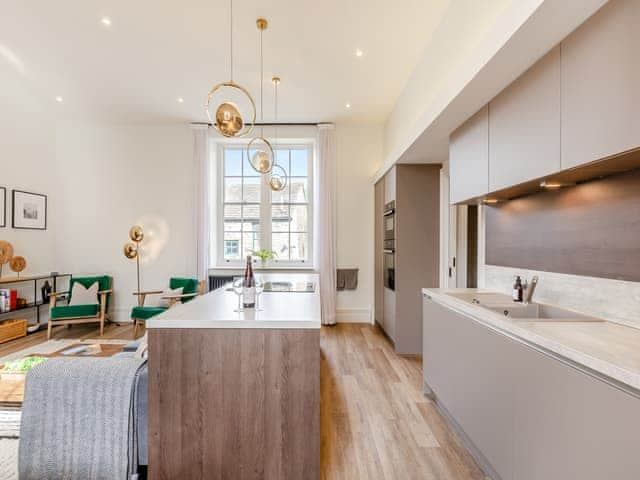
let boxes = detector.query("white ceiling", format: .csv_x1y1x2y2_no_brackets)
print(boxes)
0,0,449,124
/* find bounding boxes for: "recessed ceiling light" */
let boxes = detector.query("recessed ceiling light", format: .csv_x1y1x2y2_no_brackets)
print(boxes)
100,17,112,26
345,103,351,109
177,97,184,103
55,96,63,103
483,198,500,204
355,49,364,57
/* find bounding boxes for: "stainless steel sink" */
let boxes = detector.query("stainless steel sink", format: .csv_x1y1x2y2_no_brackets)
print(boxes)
485,303,603,322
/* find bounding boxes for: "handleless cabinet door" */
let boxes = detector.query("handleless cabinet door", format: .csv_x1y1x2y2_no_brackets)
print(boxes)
488,46,561,191
449,106,489,204
561,0,640,169
374,180,384,326
513,342,640,480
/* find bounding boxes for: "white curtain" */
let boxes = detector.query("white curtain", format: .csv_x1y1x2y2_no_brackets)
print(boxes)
193,125,211,289
316,124,337,325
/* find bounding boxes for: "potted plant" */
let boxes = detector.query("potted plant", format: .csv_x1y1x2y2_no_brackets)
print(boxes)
252,249,277,269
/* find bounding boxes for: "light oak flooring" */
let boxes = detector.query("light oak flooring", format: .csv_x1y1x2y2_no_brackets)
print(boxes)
1,322,485,479
321,324,485,480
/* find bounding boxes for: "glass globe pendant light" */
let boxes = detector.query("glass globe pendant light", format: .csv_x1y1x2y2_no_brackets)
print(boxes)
269,76,288,192
247,18,274,174
205,0,256,138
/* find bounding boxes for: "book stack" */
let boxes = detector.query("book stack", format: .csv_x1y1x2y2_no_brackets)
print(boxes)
0,289,18,312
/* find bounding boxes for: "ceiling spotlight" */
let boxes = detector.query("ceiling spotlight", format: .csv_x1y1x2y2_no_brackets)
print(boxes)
345,103,351,109
355,49,364,57
540,181,574,189
55,96,63,103
483,198,500,205
100,17,112,26
177,97,184,103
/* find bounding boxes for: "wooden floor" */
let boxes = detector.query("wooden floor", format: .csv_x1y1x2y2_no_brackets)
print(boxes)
0,322,484,479
321,324,485,480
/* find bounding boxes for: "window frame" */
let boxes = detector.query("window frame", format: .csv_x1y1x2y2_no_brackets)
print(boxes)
214,140,315,268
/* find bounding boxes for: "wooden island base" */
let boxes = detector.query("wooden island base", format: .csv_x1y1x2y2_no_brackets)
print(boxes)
148,328,320,479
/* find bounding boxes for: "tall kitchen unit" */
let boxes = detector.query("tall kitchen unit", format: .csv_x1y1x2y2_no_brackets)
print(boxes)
374,164,441,354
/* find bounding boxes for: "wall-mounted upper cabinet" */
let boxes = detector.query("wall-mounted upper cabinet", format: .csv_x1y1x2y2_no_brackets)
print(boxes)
489,46,561,191
449,106,489,204
561,0,640,170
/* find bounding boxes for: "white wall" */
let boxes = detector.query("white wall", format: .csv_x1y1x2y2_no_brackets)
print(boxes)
0,70,58,323
54,123,195,321
335,123,383,323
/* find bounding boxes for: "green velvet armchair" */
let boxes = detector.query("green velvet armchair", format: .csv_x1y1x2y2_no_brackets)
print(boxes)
131,277,204,338
48,275,113,339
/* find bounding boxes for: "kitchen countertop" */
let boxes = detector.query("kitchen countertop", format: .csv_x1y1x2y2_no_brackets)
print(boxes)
423,288,640,393
147,274,321,329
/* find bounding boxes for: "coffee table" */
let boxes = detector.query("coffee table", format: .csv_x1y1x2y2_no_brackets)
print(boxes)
0,342,127,407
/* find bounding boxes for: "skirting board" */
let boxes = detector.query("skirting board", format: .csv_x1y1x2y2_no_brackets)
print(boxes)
336,308,372,324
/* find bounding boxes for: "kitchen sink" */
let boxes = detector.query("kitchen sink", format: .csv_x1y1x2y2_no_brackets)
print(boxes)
485,303,603,322
446,292,513,305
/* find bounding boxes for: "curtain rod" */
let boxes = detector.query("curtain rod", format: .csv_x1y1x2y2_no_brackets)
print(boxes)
191,121,328,127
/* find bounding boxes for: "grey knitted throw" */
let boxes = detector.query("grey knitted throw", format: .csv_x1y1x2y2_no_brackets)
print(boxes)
18,357,146,480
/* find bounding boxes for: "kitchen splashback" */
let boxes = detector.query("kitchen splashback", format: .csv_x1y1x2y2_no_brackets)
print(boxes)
485,168,640,282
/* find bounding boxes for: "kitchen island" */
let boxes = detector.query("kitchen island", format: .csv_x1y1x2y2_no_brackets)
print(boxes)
147,274,321,480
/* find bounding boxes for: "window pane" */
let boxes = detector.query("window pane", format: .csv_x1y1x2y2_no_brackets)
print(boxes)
272,232,290,260
243,232,260,256
290,205,308,232
274,149,289,171
272,205,290,232
224,149,243,176
224,177,242,203
290,233,308,261
243,149,260,177
271,180,290,204
242,218,260,232
242,204,260,222
289,178,308,203
243,177,260,202
290,150,308,176
224,220,241,232
224,204,241,223
223,232,241,260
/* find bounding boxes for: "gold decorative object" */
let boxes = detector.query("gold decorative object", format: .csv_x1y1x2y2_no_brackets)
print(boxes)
9,256,26,277
123,242,138,259
205,0,256,138
0,241,14,278
129,225,144,242
246,17,274,174
269,76,288,192
123,226,144,304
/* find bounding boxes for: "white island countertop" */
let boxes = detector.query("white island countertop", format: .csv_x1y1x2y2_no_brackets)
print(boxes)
147,273,321,329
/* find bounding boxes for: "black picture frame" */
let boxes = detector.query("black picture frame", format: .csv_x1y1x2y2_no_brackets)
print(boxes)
0,187,5,228
12,190,47,230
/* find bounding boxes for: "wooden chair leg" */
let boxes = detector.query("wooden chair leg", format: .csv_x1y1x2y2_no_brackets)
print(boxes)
133,320,139,339
47,320,52,340
100,316,104,337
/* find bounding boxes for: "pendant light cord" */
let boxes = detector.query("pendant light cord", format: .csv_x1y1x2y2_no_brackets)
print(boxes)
260,27,264,135
229,0,234,81
274,80,278,149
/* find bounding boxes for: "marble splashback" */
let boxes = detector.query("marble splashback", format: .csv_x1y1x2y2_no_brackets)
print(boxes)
482,265,640,330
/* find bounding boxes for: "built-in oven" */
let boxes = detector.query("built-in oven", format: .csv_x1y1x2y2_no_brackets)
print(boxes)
383,246,395,290
384,201,395,240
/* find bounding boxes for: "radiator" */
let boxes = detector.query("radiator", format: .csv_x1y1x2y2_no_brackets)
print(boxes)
209,275,234,291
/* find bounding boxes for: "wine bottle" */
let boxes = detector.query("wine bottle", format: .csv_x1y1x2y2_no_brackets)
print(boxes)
243,255,256,308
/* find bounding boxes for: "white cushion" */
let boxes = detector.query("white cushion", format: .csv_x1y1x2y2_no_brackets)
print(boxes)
68,281,99,306
153,286,183,308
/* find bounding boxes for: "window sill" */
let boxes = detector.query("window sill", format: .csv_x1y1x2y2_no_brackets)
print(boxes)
210,265,317,272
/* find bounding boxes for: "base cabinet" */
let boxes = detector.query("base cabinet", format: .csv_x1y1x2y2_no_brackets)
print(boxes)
423,294,640,480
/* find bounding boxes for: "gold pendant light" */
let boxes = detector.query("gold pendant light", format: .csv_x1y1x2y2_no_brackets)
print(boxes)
205,0,256,137
247,18,274,174
269,76,288,192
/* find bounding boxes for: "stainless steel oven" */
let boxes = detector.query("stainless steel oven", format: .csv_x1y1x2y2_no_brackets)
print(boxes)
384,201,395,240
383,246,395,290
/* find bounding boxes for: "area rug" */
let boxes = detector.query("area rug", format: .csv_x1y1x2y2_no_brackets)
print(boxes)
0,338,130,364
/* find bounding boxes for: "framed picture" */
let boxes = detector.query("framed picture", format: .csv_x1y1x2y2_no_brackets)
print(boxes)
0,187,5,227
12,190,47,230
